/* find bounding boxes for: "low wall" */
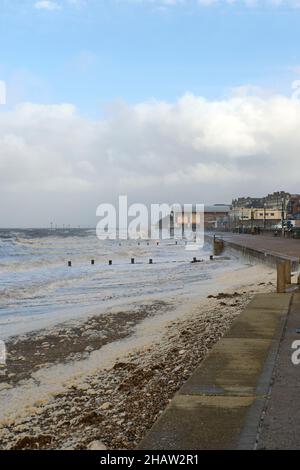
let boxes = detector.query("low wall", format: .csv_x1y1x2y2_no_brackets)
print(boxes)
205,235,299,271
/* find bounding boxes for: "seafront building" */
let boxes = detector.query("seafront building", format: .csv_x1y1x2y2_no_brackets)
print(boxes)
232,191,291,211
157,204,231,237
157,192,300,234
287,194,300,220
173,205,230,230
230,191,300,229
229,207,285,229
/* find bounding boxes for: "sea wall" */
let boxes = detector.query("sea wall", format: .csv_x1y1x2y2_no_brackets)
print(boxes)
206,235,299,271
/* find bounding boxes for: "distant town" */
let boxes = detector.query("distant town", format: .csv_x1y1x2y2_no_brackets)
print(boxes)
170,191,300,237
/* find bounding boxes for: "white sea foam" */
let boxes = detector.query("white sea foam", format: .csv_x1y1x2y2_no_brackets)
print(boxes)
0,262,275,426
0,229,242,338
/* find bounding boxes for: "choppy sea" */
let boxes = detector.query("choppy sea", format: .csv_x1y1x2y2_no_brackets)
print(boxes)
0,228,241,339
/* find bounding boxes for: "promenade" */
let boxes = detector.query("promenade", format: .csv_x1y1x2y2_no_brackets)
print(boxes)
140,293,300,449
257,292,300,449
140,235,300,450
218,233,300,269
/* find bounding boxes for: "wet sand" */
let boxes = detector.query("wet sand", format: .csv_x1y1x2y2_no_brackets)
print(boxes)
1,301,169,387
0,264,276,450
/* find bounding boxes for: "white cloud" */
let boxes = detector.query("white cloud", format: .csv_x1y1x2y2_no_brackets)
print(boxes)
67,0,87,5
1,92,300,225
34,1,61,10
30,0,300,11
121,0,300,7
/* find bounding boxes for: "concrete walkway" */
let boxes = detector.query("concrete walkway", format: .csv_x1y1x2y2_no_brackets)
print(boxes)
139,293,294,450
216,233,300,269
258,292,300,449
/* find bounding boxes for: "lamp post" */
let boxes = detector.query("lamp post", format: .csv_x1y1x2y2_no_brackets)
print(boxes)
241,207,244,233
281,197,285,236
263,203,266,230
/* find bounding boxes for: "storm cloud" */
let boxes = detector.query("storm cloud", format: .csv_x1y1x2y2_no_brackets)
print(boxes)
1,92,300,226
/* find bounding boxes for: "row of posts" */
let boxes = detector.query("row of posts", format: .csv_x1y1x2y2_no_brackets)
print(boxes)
67,255,214,267
68,258,153,267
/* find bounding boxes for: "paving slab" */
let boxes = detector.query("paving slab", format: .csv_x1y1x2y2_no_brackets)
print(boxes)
222,294,290,341
180,338,275,396
224,308,286,340
139,395,259,450
245,293,292,312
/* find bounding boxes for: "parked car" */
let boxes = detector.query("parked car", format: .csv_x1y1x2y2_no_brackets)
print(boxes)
292,227,300,239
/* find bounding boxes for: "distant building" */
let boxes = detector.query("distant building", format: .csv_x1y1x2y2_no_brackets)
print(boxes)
203,205,231,230
158,204,231,235
172,205,230,231
230,207,285,228
231,191,300,228
232,191,291,211
287,194,300,220
232,197,263,209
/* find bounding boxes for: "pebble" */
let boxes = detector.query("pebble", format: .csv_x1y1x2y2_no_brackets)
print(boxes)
87,389,98,396
88,440,107,450
76,383,90,392
99,402,111,410
0,383,12,392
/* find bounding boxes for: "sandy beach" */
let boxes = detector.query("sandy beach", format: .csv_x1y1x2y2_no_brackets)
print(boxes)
0,262,276,450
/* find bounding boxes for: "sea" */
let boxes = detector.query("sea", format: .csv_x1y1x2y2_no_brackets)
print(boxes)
0,228,242,339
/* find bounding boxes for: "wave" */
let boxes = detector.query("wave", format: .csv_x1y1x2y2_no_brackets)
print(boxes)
0,232,229,338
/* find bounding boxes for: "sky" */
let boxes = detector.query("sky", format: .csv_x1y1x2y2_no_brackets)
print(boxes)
1,0,300,226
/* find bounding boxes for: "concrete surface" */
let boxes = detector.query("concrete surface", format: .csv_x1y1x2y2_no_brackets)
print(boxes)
180,338,276,397
257,292,300,449
139,394,259,450
222,233,300,260
215,233,300,270
139,293,293,450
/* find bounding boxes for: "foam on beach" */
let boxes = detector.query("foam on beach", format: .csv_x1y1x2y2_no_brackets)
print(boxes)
0,230,242,339
0,262,275,429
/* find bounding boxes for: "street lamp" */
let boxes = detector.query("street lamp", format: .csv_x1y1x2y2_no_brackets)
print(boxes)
263,203,266,230
241,207,244,233
281,197,285,236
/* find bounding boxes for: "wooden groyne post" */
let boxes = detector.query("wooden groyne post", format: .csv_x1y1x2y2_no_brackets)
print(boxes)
277,262,286,293
213,236,224,256
284,259,292,285
277,260,292,293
